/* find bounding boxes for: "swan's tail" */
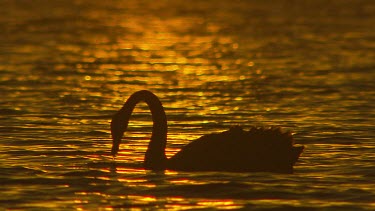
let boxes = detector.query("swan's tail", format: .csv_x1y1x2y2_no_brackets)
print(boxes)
292,145,304,164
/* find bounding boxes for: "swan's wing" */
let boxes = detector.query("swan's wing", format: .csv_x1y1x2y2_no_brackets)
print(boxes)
168,129,255,171
167,128,303,173
167,132,234,171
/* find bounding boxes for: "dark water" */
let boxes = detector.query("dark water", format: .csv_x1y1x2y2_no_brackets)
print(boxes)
1,0,374,210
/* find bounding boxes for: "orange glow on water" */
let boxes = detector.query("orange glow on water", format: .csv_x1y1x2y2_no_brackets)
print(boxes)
2,1,374,210
197,199,242,209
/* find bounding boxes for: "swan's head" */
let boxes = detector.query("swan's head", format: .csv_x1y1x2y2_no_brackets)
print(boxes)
110,121,124,156
110,108,132,156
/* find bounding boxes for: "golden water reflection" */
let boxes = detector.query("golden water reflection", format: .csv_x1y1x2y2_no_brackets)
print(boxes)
81,13,256,92
2,0,374,210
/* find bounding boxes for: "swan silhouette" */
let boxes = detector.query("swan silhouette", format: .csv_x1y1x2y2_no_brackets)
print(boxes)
111,90,304,173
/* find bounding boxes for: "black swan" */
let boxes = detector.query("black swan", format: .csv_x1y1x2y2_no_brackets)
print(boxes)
111,90,304,173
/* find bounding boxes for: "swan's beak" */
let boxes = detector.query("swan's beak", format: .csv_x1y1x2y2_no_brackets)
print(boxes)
111,138,121,157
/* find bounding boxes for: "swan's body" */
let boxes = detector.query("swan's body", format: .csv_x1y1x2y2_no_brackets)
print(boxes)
111,90,304,173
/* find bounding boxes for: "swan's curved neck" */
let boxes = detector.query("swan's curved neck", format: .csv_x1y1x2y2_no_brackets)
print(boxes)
111,90,168,170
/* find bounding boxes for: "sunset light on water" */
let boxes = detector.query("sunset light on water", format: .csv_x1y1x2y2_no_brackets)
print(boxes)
1,0,374,210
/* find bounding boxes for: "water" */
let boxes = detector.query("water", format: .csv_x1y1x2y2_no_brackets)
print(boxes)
1,0,374,210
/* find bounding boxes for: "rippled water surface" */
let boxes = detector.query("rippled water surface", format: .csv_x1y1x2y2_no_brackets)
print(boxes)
1,0,374,210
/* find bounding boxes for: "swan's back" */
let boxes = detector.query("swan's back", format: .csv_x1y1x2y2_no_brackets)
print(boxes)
167,126,303,173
